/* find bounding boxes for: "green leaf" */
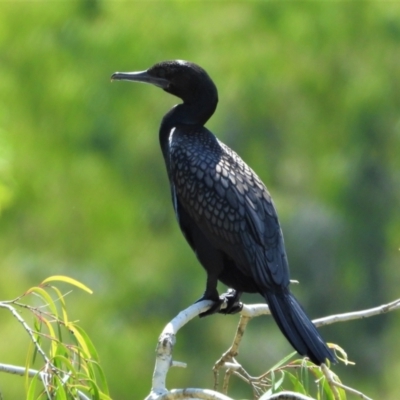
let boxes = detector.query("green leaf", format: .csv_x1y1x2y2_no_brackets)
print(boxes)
54,341,70,360
28,286,59,318
53,377,68,400
26,371,40,400
69,323,100,361
85,378,101,400
49,285,69,325
54,354,78,380
41,276,93,294
25,342,34,393
265,351,297,375
286,371,307,395
40,316,58,356
90,361,110,395
260,370,285,399
67,323,91,358
300,358,310,394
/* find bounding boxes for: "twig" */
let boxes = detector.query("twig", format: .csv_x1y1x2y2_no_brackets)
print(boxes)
320,363,373,400
213,314,252,392
0,363,90,400
0,303,56,370
330,380,373,400
314,298,400,327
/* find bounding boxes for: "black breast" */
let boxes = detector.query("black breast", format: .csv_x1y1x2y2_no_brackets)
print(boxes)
168,125,289,288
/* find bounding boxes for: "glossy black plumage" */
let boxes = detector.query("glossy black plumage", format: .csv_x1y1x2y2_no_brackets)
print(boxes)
111,60,336,365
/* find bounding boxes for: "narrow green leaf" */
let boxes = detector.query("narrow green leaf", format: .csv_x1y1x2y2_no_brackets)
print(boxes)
325,370,347,400
56,319,63,343
32,316,42,365
70,324,100,361
28,286,59,317
67,336,83,372
320,373,335,400
86,359,97,381
53,377,68,400
54,355,78,379
301,359,309,394
26,371,40,400
33,315,42,333
49,285,69,325
286,371,307,395
269,369,275,391
41,276,93,294
265,351,297,375
25,342,34,393
41,316,58,356
86,378,101,400
67,323,90,358
54,341,70,360
273,371,285,391
90,361,110,395
259,372,284,399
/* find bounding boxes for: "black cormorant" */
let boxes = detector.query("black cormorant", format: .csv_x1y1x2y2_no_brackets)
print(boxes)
111,60,336,365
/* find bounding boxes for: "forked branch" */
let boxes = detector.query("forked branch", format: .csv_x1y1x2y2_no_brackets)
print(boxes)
145,297,400,400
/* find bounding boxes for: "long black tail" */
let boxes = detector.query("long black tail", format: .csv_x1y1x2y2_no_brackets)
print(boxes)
265,290,336,365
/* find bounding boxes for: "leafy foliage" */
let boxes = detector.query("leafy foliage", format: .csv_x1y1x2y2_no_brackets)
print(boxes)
0,276,110,400
259,357,347,400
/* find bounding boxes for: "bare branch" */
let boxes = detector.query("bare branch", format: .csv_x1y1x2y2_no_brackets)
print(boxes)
145,297,400,399
216,297,400,328
314,298,400,327
145,300,216,400
0,363,90,400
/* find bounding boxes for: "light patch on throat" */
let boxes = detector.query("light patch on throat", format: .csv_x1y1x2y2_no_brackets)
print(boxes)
168,126,179,223
169,127,176,147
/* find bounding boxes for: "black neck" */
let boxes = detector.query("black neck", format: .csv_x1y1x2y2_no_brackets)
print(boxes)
159,96,217,161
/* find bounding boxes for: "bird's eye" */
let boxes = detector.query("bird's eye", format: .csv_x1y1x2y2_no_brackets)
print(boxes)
157,69,168,79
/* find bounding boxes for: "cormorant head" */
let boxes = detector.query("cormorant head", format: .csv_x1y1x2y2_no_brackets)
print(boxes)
111,60,218,106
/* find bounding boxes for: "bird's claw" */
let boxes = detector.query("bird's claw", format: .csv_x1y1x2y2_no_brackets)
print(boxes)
219,289,243,315
199,289,243,318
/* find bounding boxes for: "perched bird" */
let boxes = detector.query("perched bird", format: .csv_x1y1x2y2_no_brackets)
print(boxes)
111,60,336,365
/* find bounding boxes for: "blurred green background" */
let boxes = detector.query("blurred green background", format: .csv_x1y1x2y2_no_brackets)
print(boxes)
1,1,400,398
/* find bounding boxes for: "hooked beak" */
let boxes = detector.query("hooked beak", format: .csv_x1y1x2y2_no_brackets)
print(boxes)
111,70,169,89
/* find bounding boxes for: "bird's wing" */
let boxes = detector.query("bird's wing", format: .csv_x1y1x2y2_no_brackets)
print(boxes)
172,138,290,290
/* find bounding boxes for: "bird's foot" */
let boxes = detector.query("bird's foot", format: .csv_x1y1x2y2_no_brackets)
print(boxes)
218,289,243,315
198,289,243,318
